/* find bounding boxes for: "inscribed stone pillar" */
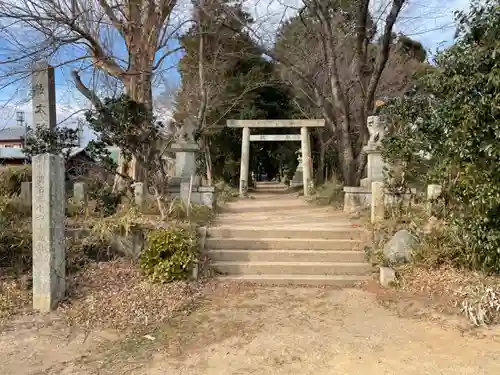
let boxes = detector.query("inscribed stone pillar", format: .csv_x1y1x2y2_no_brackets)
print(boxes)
371,181,385,224
300,127,312,197
73,182,87,205
20,181,32,206
32,61,57,131
32,154,65,312
239,127,250,197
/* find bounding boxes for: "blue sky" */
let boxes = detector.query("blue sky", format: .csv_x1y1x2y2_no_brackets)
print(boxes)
0,0,471,141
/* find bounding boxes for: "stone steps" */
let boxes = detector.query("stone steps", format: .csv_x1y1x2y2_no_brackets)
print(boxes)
211,261,372,276
204,186,372,286
207,249,366,263
205,237,364,251
207,227,366,240
215,274,370,286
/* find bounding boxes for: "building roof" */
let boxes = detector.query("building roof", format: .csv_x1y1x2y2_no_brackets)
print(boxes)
0,145,122,162
0,127,29,141
0,147,26,159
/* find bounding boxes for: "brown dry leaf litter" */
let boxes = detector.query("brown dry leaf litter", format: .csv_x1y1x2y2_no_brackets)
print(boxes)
60,259,205,330
0,275,32,325
395,265,500,316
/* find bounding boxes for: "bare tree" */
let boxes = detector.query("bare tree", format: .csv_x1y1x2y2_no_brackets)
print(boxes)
174,0,275,184
222,0,410,185
0,0,187,182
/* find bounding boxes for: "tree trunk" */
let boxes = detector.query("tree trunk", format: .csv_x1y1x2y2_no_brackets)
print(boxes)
316,137,326,185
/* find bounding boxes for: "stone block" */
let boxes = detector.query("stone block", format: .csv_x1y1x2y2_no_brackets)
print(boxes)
73,182,87,205
20,181,32,206
379,266,396,287
32,154,65,312
343,186,371,213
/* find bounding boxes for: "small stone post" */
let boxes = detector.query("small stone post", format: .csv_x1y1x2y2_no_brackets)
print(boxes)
32,154,66,312
239,127,250,197
133,182,147,210
73,182,87,205
426,184,442,215
20,181,32,206
371,181,385,224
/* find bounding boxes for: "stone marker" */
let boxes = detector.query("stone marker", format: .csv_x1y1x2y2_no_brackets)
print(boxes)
73,182,87,205
32,61,56,131
32,154,66,312
371,181,384,224
379,266,396,287
133,182,147,210
20,181,32,206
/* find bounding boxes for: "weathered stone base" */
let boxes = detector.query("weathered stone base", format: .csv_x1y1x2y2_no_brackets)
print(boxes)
167,185,215,208
343,185,418,213
343,186,371,213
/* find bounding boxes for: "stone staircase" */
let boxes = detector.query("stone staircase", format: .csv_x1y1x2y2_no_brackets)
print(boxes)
204,181,373,286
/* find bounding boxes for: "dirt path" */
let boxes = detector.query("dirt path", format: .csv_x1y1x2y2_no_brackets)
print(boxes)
2,283,500,375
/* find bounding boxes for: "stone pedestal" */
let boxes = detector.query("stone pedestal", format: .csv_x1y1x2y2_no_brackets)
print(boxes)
32,154,65,312
171,142,199,182
364,145,386,184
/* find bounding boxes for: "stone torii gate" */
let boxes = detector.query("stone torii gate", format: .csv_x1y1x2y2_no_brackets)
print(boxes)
227,119,325,197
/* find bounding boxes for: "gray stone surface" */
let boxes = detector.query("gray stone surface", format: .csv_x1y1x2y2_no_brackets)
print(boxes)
365,115,387,149
73,182,87,205
111,229,144,259
371,181,384,224
180,180,191,208
172,141,199,182
227,119,325,128
365,150,387,183
379,266,396,287
32,61,56,131
343,186,371,213
20,181,32,206
383,229,417,264
250,134,301,141
239,127,250,197
301,126,312,197
32,154,65,312
133,182,146,210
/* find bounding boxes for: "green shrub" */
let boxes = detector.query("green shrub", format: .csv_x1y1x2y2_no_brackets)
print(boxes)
0,166,31,196
140,226,198,283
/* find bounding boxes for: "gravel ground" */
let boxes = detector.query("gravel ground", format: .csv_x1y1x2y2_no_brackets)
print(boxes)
2,282,500,375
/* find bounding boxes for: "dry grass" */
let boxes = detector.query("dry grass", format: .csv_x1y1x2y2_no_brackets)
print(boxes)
60,259,206,331
0,275,32,325
396,265,500,326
